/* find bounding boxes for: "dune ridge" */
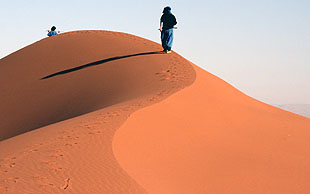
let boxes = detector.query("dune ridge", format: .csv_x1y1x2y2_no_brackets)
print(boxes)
0,31,195,193
0,30,195,141
114,65,310,194
1,30,309,194
275,104,310,118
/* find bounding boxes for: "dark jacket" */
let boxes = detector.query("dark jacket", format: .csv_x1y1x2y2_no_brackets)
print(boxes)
160,13,177,30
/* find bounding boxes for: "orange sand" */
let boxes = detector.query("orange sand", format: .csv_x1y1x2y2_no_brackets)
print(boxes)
114,66,310,194
1,31,309,193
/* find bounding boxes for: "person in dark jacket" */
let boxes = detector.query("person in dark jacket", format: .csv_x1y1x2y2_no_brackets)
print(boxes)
47,26,59,37
160,6,177,53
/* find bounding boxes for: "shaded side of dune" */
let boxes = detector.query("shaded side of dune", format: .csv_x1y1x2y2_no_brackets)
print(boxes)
0,30,195,141
0,31,196,193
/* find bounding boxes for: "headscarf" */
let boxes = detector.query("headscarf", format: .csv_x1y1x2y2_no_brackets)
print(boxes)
163,6,172,14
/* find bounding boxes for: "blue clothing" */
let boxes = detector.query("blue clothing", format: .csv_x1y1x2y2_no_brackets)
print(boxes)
161,28,174,51
47,31,58,37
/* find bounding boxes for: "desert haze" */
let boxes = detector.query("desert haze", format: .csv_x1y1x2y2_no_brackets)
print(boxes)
0,31,309,194
275,104,310,118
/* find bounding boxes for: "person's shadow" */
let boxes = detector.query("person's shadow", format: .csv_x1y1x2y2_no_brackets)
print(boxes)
41,51,163,80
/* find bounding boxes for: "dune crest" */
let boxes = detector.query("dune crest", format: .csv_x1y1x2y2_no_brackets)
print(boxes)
114,65,310,194
0,31,195,193
1,30,309,194
0,30,194,141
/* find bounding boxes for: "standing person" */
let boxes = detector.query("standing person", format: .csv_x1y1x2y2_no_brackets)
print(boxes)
47,26,59,37
160,6,177,54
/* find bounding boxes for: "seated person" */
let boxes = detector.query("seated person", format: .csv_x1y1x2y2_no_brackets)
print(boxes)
47,26,59,37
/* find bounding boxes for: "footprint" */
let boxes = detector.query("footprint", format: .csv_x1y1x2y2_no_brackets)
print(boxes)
50,167,63,173
60,178,70,190
50,152,64,158
0,170,8,174
3,162,16,168
157,92,165,96
3,177,19,183
0,186,8,191
29,149,39,153
65,143,78,146
149,97,157,102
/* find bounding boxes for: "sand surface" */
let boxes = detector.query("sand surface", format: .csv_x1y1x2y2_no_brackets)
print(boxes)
114,66,310,194
0,30,195,193
275,104,310,118
1,31,310,193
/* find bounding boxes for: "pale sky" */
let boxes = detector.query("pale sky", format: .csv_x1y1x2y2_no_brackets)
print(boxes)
1,0,309,105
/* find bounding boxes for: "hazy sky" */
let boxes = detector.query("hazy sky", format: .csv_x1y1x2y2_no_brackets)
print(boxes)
1,0,309,104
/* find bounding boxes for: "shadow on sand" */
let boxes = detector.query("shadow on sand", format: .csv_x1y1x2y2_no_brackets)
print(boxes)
41,51,163,80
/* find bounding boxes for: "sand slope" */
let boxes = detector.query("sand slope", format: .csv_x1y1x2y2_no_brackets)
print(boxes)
0,30,194,141
275,104,310,118
1,30,310,194
114,66,310,194
0,31,195,193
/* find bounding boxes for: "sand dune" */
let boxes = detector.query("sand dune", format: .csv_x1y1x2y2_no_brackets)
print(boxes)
114,66,310,194
0,30,194,141
275,104,310,118
1,30,310,193
0,30,195,193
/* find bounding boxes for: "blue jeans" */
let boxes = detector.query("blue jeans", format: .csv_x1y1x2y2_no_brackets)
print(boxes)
161,28,174,51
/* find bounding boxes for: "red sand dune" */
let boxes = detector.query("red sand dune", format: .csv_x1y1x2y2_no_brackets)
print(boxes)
0,31,310,193
114,66,310,194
